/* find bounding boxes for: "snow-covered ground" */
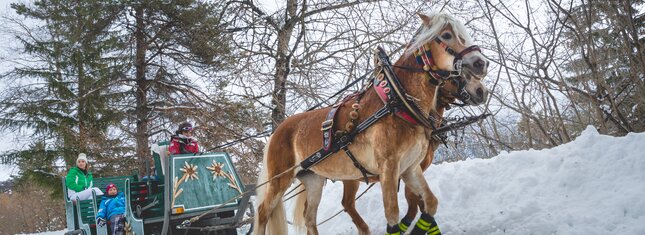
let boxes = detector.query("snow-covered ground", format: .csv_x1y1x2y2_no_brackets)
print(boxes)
16,126,645,234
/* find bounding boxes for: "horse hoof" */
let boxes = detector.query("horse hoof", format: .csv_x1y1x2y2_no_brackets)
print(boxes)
409,213,441,235
386,224,401,235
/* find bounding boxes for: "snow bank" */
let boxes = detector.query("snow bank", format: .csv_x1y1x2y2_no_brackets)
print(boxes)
286,126,645,234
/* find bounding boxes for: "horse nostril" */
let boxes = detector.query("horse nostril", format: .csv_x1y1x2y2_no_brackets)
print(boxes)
474,59,485,69
476,87,484,98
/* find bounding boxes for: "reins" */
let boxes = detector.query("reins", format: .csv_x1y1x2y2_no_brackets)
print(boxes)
178,163,299,229
179,71,376,229
182,40,488,228
178,113,491,230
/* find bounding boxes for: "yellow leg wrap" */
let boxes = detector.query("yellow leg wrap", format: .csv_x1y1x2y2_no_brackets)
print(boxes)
398,217,412,233
409,213,442,235
428,225,441,235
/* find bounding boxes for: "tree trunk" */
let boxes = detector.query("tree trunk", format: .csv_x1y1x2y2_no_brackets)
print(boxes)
134,6,150,175
270,0,298,128
270,40,289,128
75,48,88,154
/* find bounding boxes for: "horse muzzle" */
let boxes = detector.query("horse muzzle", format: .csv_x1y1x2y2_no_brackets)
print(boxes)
455,72,489,105
461,53,489,77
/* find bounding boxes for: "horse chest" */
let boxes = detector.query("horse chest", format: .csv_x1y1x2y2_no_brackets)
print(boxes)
397,136,429,173
364,127,427,172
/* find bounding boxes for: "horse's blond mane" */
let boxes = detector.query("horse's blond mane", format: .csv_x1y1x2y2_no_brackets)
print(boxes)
405,12,474,55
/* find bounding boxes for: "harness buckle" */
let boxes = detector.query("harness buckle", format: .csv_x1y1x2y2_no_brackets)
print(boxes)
321,119,334,131
458,88,471,103
453,60,463,77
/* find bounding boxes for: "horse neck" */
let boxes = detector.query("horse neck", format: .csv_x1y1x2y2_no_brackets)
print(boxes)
391,55,439,114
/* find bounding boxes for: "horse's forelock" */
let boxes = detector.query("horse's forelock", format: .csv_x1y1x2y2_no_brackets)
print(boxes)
405,13,474,55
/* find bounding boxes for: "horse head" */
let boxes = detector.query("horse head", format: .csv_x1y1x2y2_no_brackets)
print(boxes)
403,12,489,106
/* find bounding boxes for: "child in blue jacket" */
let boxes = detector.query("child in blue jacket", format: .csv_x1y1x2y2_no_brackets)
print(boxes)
96,183,126,235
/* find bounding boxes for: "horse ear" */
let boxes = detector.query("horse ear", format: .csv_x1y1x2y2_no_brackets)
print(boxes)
417,12,432,26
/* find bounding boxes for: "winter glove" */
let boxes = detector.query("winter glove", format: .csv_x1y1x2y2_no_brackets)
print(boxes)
96,217,106,227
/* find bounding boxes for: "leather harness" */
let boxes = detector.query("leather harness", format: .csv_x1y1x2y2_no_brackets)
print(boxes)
300,39,482,183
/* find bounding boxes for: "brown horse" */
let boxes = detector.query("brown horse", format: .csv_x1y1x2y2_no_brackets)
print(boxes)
293,135,443,235
254,12,489,235
304,21,481,233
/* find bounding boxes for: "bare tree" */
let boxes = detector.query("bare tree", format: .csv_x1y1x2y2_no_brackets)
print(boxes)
221,0,442,128
453,0,645,157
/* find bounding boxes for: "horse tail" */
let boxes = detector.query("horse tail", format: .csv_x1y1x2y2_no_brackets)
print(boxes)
263,192,288,235
291,181,307,233
253,141,269,234
253,137,289,235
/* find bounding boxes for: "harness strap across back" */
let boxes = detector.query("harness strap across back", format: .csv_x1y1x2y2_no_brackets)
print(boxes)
322,103,342,151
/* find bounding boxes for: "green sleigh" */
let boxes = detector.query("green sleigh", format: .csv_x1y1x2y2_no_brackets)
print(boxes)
63,142,254,235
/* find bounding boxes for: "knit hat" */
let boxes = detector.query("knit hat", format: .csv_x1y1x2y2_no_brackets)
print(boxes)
106,183,117,192
77,153,88,163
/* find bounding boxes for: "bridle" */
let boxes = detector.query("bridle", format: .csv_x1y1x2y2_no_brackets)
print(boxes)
395,36,483,105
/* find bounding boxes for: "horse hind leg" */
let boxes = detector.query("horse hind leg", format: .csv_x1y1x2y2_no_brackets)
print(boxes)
254,172,293,235
254,154,296,234
400,165,441,235
341,180,370,235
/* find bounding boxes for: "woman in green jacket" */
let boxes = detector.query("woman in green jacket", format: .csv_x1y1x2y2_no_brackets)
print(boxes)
66,153,103,201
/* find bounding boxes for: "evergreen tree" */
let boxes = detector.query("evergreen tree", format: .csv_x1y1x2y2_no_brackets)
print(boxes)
0,0,130,188
117,0,243,174
560,0,645,134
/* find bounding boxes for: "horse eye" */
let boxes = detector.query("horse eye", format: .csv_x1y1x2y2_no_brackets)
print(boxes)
441,32,452,40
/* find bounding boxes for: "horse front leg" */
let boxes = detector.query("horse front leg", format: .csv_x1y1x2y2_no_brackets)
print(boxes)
341,180,370,235
380,159,401,235
401,141,438,233
401,165,441,235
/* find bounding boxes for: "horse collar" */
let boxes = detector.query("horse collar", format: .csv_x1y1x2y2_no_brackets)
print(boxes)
373,72,420,125
373,47,438,129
